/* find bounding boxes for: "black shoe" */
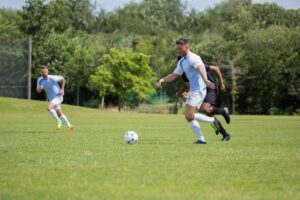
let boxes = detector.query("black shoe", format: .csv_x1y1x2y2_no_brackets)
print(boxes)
194,140,207,144
212,117,221,135
222,107,231,124
222,134,231,141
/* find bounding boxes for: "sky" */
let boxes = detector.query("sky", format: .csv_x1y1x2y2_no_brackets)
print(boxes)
0,0,299,11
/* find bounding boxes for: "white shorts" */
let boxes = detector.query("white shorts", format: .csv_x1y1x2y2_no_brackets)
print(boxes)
49,95,63,111
186,90,207,109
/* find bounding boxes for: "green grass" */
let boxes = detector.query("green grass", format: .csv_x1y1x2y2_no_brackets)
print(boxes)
0,97,299,200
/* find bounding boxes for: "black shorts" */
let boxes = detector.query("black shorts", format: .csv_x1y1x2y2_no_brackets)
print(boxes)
204,90,217,105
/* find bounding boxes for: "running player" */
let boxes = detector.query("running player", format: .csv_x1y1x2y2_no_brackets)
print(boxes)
37,65,74,133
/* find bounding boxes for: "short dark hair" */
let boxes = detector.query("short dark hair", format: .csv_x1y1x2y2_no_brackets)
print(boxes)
176,38,189,45
40,65,48,69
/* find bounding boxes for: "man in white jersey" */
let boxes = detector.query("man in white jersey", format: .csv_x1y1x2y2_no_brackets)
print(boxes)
157,38,221,144
37,65,74,133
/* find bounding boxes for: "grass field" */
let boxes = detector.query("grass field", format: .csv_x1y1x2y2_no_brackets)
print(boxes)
0,97,299,200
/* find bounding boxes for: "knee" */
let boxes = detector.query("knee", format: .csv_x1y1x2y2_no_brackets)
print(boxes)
185,113,194,122
202,104,213,115
56,112,62,117
47,105,53,111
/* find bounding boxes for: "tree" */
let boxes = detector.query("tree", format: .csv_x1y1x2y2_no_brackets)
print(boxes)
238,25,300,114
90,48,155,111
67,35,94,105
89,66,114,108
0,8,24,41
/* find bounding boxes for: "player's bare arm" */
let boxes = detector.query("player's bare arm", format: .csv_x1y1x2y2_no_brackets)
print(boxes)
182,82,190,98
59,77,65,95
158,73,178,86
37,84,43,93
209,65,226,92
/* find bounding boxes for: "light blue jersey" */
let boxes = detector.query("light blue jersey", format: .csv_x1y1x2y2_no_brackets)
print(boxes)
174,51,207,92
37,75,64,101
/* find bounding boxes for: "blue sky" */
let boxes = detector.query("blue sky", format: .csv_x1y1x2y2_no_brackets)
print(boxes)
0,0,299,11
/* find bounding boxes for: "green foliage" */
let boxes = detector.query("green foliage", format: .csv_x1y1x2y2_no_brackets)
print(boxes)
66,35,95,91
251,3,300,28
238,25,300,114
0,8,24,41
18,0,94,38
89,65,114,97
90,49,155,110
33,30,73,76
99,0,187,35
1,0,299,113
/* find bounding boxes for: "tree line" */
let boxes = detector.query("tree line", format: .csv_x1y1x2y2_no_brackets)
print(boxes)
0,0,299,114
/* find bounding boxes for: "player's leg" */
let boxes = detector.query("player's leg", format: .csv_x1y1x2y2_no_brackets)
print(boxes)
203,90,230,124
212,106,230,124
55,104,74,133
201,101,230,140
201,102,213,116
47,102,62,129
187,92,216,123
185,91,221,143
185,104,206,144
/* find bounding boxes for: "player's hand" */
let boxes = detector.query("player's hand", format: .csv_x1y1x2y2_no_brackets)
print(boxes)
156,78,164,87
205,80,216,90
60,89,64,95
40,85,44,90
220,83,226,93
182,91,189,98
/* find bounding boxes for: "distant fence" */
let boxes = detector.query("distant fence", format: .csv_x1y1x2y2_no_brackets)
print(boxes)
0,39,30,99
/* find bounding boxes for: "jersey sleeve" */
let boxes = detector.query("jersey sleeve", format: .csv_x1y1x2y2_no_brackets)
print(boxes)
49,75,64,82
174,62,184,75
190,54,204,69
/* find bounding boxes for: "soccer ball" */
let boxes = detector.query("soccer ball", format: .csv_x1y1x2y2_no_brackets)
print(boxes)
124,131,138,144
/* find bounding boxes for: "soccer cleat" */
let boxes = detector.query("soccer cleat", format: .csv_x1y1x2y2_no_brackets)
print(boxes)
67,125,74,133
222,134,231,141
56,120,62,129
223,107,231,124
194,140,207,144
212,117,221,135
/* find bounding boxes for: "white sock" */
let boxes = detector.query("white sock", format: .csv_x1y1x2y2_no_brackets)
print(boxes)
189,120,205,142
60,114,71,127
194,113,214,123
49,109,60,122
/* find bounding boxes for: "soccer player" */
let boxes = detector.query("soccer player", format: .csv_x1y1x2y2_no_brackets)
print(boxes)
157,38,222,144
36,65,74,133
181,64,231,141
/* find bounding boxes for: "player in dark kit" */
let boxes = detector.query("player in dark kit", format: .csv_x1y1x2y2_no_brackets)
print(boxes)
180,56,231,141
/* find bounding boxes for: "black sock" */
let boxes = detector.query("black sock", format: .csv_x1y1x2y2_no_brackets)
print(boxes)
219,123,229,136
212,107,225,115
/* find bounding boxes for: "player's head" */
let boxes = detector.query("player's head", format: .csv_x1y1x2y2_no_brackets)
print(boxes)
40,65,49,78
176,38,189,57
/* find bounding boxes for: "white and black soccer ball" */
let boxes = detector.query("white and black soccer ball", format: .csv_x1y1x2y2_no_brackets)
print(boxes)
124,131,138,144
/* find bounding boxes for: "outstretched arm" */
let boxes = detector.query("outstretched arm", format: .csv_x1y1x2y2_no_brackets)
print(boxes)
157,73,179,86
209,65,226,92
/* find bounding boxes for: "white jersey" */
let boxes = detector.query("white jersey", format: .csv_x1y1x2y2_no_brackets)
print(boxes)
174,51,207,92
37,75,64,101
